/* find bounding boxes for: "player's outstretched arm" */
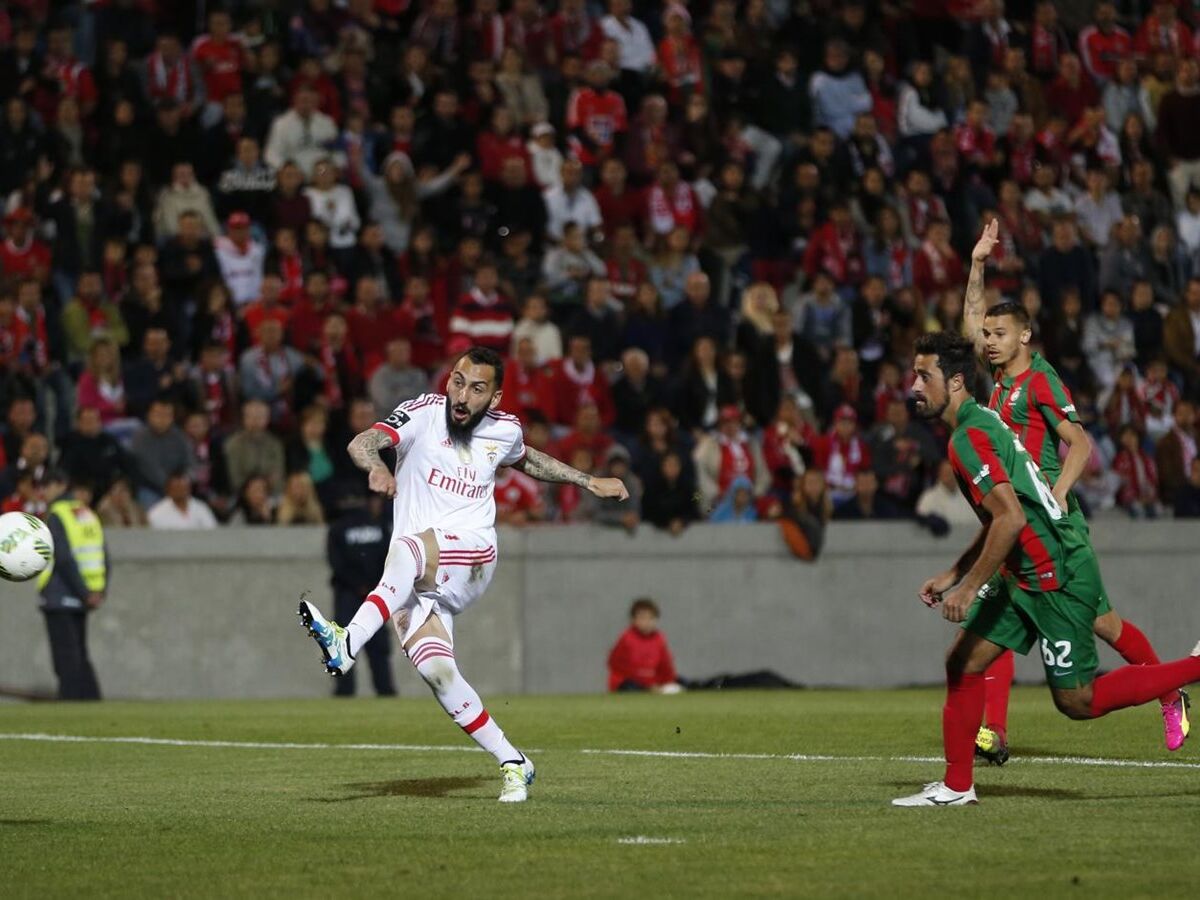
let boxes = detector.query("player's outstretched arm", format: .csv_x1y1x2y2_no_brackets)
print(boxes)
963,219,999,360
347,428,397,497
513,447,630,500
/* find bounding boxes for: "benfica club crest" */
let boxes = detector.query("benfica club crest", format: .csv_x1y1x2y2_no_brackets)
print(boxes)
485,442,499,466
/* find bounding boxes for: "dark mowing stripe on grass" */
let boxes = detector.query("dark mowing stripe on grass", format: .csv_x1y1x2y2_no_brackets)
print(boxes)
2,732,1200,771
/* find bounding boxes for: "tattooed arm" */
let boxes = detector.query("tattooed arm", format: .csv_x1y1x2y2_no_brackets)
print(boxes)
513,447,630,500
963,218,998,360
347,428,397,497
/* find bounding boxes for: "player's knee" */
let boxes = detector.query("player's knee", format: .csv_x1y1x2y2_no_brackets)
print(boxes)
1051,690,1093,720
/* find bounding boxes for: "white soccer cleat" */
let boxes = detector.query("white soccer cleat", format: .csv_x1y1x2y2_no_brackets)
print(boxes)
891,781,978,807
498,754,535,803
297,599,355,676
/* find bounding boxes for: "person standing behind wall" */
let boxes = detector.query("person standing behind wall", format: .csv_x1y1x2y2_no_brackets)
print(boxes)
37,471,107,700
325,494,396,697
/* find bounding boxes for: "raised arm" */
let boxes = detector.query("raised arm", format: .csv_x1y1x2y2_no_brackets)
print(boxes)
963,219,999,359
347,428,398,497
513,446,629,500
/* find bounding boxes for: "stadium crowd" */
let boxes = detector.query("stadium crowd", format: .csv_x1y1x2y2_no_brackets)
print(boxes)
2,0,1200,536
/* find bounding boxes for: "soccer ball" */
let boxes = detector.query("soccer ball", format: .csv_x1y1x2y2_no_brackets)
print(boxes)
0,511,54,582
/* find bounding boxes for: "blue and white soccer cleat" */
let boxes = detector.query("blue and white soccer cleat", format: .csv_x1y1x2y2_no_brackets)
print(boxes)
498,754,535,803
297,599,354,676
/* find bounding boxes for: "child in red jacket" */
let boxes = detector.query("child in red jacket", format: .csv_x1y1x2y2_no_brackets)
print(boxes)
607,598,682,693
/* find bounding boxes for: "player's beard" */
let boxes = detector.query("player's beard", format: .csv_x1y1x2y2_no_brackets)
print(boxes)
445,399,488,446
913,395,948,421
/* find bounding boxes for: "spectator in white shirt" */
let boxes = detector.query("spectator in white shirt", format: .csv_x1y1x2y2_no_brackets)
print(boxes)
600,0,657,77
1074,167,1124,248
213,212,266,306
1176,188,1200,255
303,157,361,254
153,161,221,240
148,470,219,530
264,84,338,178
528,122,564,191
543,158,603,242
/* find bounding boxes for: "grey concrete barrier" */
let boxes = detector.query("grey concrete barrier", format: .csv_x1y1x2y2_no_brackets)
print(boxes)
0,521,1195,699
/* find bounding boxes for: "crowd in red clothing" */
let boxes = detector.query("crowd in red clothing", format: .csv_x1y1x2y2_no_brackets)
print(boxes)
1,0,1200,531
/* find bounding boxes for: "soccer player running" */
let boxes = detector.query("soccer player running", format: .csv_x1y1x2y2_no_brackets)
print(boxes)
962,221,1188,764
298,348,629,802
893,332,1200,806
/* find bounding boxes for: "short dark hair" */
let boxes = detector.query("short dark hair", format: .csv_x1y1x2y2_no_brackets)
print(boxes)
984,301,1031,327
457,346,505,389
630,597,660,618
914,331,978,394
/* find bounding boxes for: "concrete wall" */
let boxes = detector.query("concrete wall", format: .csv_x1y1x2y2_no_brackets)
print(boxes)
1,521,1197,699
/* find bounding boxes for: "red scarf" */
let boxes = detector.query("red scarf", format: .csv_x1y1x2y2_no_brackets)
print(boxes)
146,51,194,103
320,342,344,409
717,434,754,496
648,182,697,234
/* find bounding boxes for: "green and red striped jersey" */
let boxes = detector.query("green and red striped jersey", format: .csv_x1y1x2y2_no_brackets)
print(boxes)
988,352,1080,486
947,398,1086,592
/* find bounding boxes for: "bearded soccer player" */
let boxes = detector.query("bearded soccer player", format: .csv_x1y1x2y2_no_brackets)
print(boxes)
298,347,629,802
893,332,1200,806
963,221,1188,765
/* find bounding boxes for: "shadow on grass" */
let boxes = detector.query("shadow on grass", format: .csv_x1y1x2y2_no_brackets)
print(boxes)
312,776,489,802
0,819,52,826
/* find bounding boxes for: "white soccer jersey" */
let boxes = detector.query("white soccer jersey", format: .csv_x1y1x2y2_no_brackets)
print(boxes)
372,393,526,535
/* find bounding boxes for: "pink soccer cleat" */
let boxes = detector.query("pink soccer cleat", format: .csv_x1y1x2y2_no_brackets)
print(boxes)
1162,690,1190,752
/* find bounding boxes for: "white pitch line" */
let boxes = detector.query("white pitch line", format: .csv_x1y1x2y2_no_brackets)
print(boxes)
1,733,1198,771
617,836,686,845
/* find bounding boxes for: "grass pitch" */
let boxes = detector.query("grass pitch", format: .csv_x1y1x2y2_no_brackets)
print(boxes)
0,689,1195,898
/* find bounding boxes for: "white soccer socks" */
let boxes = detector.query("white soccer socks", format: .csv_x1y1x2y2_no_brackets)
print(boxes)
408,636,522,765
346,535,426,656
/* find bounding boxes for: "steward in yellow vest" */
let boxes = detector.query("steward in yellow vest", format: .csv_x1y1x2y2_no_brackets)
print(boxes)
37,473,105,700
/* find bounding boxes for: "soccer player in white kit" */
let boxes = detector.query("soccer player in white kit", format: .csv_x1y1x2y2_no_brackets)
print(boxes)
298,347,629,802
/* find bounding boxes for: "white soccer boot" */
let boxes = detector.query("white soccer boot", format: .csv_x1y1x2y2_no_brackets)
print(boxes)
297,599,355,676
891,781,978,807
498,754,536,803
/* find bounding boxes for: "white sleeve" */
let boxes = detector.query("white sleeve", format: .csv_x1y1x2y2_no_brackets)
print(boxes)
499,422,527,467
373,393,437,451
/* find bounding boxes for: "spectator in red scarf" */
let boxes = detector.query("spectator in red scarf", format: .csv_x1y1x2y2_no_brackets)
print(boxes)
646,160,703,241
624,94,680,186
143,32,203,120
812,403,872,504
802,200,864,290
1028,0,1071,81
693,403,769,509
392,275,446,371
506,0,555,71
550,0,601,61
316,314,363,415
188,342,238,433
547,333,615,426
761,394,817,494
1113,424,1163,518
913,219,965,299
594,158,644,240
1134,0,1192,59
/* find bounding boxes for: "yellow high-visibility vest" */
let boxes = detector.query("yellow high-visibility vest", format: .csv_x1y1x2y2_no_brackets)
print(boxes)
37,499,106,592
